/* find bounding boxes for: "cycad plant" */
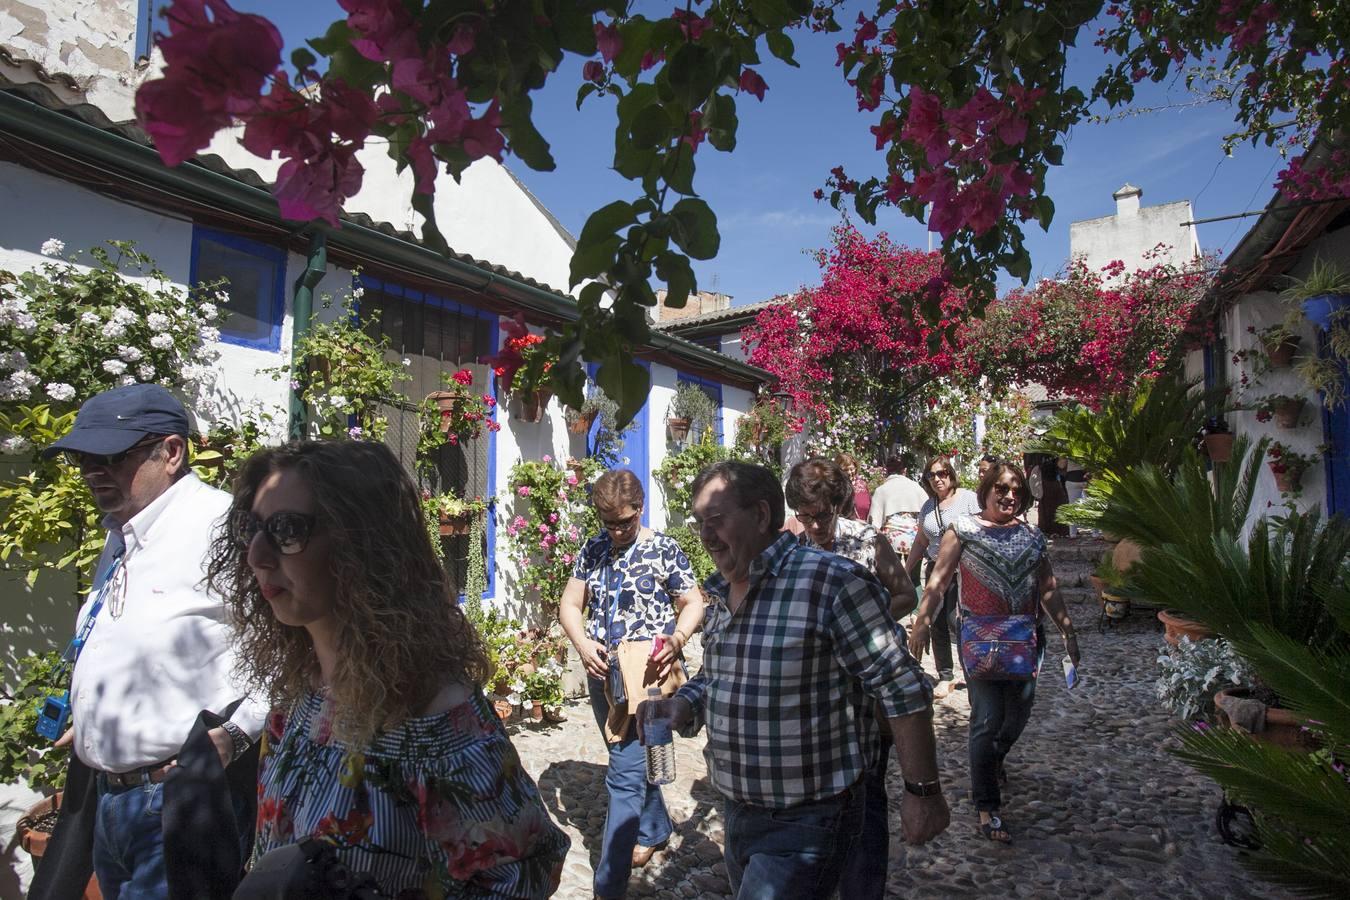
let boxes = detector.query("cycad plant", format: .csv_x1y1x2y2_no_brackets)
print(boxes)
1097,439,1350,896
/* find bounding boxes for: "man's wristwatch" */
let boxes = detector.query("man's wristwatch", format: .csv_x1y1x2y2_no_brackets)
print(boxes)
220,720,252,763
903,778,943,797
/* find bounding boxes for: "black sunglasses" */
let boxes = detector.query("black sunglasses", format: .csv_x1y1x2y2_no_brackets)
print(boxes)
924,469,953,480
63,435,167,468
600,511,641,532
232,510,318,556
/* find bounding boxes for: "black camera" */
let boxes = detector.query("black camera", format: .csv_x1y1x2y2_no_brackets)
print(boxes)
233,839,388,900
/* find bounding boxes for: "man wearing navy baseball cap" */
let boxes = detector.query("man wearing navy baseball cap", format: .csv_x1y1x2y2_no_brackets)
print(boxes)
33,384,267,900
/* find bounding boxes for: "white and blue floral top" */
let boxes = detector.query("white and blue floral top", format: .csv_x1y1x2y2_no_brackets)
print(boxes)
573,531,697,648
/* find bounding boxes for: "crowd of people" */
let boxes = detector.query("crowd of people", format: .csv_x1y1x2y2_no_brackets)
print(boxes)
31,383,1080,900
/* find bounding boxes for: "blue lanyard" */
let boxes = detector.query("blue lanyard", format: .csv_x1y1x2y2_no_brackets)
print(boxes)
59,551,124,669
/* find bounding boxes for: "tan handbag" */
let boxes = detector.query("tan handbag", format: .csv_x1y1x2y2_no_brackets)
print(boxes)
602,639,688,743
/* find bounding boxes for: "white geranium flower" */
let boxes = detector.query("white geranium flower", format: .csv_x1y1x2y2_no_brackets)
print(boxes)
137,364,155,381
1,371,38,400
80,311,101,326
146,312,171,332
101,321,126,340
199,302,219,320
49,321,68,335
119,345,144,362
118,374,136,386
351,286,365,299
213,290,230,306
401,357,412,368
198,326,220,343
150,333,174,350
329,394,349,409
39,238,64,257
1,350,28,371
1,435,32,454
101,359,127,375
45,382,76,402
111,306,137,325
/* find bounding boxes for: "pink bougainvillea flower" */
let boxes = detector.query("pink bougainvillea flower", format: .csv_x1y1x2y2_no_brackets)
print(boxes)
461,101,505,162
273,149,364,225
135,77,232,168
338,0,419,62
738,68,768,101
582,60,605,84
594,21,622,63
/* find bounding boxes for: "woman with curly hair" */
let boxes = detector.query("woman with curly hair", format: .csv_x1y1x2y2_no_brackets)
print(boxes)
208,440,568,896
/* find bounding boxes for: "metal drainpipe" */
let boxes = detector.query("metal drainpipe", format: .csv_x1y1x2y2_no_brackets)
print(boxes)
289,232,327,439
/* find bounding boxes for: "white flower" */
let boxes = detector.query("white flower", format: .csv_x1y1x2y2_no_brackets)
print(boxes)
213,290,230,306
150,333,174,350
119,345,144,362
198,326,220,343
0,297,37,333
329,394,348,409
1,350,28,371
101,359,127,375
146,312,171,332
118,374,136,386
49,321,68,335
1,370,38,400
39,238,65,257
401,357,412,368
111,306,137,326
101,321,126,340
1,435,32,454
199,302,219,321
351,286,365,299
45,382,76,402
137,364,155,381
80,311,101,326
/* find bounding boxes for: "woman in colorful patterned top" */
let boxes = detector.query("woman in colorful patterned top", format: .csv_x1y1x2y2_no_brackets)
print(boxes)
785,457,915,900
208,441,568,897
558,469,704,899
907,461,1080,844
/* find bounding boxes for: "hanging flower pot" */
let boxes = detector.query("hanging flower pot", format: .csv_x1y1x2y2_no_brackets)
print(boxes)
1272,396,1306,429
568,410,597,434
425,390,463,434
1202,433,1235,463
1269,462,1303,493
1262,335,1302,368
438,513,471,536
1301,293,1350,330
667,416,691,442
516,389,551,423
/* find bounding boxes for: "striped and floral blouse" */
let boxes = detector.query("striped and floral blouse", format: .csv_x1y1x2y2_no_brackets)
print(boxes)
253,688,569,898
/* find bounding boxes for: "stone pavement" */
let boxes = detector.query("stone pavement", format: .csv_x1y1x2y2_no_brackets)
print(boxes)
508,537,1284,899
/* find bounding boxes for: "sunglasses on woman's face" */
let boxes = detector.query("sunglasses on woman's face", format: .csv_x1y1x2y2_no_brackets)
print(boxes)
925,470,953,481
600,511,640,532
992,482,1021,497
232,509,318,555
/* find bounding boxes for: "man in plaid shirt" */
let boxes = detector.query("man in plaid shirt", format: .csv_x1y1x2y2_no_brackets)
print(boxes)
644,461,949,898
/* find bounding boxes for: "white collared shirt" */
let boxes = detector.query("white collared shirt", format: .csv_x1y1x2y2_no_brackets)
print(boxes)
869,474,929,529
70,472,268,772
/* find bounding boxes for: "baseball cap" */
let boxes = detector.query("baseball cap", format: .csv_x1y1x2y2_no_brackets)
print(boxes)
41,384,191,460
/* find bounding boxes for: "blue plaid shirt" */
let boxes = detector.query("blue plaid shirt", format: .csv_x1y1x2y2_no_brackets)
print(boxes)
677,532,932,808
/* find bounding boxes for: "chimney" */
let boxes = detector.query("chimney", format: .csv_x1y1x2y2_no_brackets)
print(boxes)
1112,183,1142,216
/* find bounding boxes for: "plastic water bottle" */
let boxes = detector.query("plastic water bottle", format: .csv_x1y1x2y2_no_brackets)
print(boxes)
642,687,677,785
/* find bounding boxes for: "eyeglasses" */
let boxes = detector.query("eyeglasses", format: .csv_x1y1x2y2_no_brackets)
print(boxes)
63,435,167,468
925,470,953,481
600,511,640,532
991,482,1021,497
232,510,318,555
795,509,835,527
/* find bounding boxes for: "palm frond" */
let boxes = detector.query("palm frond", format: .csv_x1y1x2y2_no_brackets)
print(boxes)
1239,825,1350,898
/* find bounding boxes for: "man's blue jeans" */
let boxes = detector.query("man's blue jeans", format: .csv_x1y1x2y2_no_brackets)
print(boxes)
588,677,674,898
91,779,169,900
722,781,864,900
838,730,890,900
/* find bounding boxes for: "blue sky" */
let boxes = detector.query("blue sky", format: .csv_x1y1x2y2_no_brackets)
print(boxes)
234,2,1290,305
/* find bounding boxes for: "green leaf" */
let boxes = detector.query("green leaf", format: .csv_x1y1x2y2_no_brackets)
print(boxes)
578,200,639,248
706,93,738,152
766,30,799,67
499,95,556,172
669,198,720,260
576,81,599,110
1033,195,1055,231
663,147,697,195
750,0,797,28
411,194,449,255
654,251,696,309
630,103,674,150
569,237,621,287
290,47,317,72
596,352,651,430
1045,144,1065,166
555,4,598,55
666,44,718,109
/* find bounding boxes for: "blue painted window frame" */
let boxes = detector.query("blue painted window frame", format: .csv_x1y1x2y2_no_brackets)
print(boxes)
677,372,724,445
135,1,172,59
359,275,500,600
189,226,287,351
1317,330,1350,516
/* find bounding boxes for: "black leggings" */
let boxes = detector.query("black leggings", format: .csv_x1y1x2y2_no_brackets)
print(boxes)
923,561,958,680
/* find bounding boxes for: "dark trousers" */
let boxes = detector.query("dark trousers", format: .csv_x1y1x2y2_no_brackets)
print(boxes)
838,730,890,900
967,677,1038,811
923,561,958,680
722,781,864,899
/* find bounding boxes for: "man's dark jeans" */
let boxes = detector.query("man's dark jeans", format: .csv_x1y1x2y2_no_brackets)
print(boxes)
838,731,890,899
967,676,1038,811
722,781,864,899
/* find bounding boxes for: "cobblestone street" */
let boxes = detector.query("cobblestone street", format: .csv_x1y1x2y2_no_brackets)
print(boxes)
507,538,1286,899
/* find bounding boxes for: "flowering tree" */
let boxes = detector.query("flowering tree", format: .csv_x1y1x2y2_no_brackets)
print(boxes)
133,1,1347,426
955,250,1213,405
743,224,975,446
0,241,223,586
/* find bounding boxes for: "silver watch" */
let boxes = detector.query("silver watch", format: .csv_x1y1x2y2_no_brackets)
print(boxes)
219,720,252,761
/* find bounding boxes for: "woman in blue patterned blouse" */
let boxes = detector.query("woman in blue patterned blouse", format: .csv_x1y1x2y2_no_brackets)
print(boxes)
559,469,705,899
209,441,569,896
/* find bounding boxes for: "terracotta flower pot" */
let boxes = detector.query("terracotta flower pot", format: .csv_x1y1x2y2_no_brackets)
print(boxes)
568,411,596,434
667,417,691,442
1214,687,1318,751
1157,609,1216,647
1272,397,1306,429
493,698,514,721
18,794,103,899
530,700,544,721
1269,462,1303,494
1263,336,1301,368
438,513,471,536
516,389,551,423
493,677,510,695
426,390,462,434
543,707,567,723
1203,433,1234,463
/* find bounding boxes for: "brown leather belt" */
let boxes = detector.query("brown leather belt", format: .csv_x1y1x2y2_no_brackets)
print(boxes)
96,761,175,788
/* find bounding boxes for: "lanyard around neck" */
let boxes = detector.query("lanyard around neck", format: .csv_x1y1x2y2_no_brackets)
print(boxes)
61,550,125,669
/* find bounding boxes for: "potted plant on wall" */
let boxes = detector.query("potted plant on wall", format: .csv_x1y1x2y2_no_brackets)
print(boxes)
1282,257,1350,331
1254,393,1307,429
422,490,489,536
1266,441,1317,494
667,381,718,444
1254,322,1302,368
1200,416,1234,463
